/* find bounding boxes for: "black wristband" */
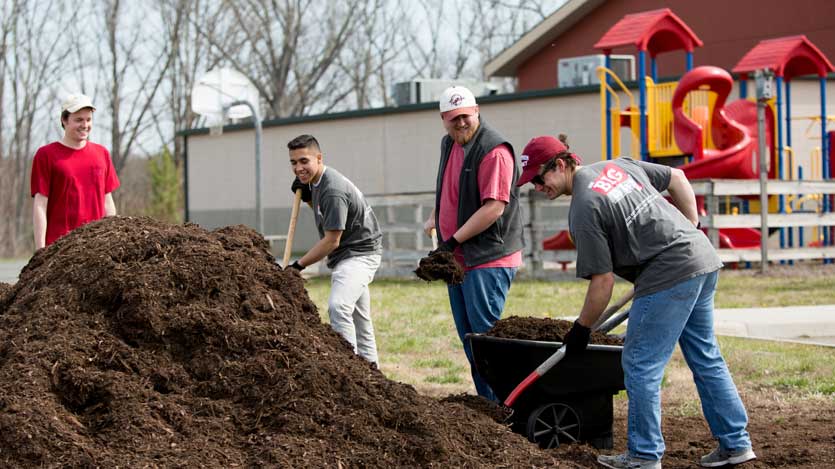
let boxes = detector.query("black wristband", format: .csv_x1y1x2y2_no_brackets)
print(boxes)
289,260,305,271
446,236,459,249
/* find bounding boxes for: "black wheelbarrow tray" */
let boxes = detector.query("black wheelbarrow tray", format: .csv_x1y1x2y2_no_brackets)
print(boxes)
467,333,626,450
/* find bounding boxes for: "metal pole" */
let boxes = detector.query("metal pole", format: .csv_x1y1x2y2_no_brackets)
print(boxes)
755,70,772,273
227,100,263,234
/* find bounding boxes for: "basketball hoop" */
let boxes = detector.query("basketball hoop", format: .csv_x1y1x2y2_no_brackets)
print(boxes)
192,68,259,120
191,68,265,234
204,112,225,136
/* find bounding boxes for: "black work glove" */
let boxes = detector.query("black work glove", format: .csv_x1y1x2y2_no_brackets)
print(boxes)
429,236,459,256
563,320,591,356
291,177,312,203
285,260,305,271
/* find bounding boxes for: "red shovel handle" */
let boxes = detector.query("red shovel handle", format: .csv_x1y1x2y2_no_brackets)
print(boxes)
504,345,567,407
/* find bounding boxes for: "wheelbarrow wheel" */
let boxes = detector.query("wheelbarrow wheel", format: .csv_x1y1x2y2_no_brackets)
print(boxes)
526,402,581,449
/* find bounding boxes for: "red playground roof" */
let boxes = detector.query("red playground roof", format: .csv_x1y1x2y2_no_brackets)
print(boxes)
594,8,703,56
732,35,834,79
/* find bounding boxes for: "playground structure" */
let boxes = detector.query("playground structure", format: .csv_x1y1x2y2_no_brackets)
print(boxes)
542,8,835,265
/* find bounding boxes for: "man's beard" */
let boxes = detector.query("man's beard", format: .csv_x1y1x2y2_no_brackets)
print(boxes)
452,125,478,145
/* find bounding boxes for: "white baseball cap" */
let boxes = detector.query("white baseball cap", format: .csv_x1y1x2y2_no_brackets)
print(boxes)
439,86,478,121
61,94,96,114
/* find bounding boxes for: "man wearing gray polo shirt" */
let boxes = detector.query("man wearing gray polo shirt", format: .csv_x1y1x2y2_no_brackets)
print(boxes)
516,134,755,469
285,134,383,366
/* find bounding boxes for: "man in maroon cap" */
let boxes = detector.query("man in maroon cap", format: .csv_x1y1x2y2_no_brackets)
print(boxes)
423,86,524,401
517,135,754,469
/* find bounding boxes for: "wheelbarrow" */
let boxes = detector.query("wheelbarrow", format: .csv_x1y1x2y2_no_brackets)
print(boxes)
467,333,625,450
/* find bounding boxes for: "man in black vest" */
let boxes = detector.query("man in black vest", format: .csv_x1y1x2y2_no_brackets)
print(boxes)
423,86,524,401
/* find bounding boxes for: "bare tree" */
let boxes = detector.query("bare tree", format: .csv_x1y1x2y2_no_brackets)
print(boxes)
156,0,212,166
93,0,179,172
333,0,412,109
193,0,373,118
0,0,77,255
400,0,553,82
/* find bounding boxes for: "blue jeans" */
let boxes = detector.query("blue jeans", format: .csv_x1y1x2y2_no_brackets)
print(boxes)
624,270,751,461
447,267,517,401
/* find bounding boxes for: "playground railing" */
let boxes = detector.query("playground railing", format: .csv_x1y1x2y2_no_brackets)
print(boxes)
597,66,640,160
693,179,835,263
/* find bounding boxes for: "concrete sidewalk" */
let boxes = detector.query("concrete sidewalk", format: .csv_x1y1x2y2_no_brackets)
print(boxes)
714,305,835,346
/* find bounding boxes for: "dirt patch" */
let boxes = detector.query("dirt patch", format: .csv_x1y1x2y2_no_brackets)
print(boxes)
607,394,835,468
0,216,571,468
488,316,624,346
414,251,464,285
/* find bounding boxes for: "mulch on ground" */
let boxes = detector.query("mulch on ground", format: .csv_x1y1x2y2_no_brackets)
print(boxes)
0,217,569,468
2,216,832,468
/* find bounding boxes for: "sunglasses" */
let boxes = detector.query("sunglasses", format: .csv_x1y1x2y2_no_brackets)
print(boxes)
530,157,559,185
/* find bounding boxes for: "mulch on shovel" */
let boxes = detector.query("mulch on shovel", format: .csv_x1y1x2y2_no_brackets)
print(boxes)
414,251,465,285
0,216,588,468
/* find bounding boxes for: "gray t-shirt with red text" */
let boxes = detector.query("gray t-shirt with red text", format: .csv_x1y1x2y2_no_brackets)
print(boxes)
569,157,722,297
312,167,382,269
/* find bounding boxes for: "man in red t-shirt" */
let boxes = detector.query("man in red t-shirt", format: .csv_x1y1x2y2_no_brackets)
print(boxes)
31,94,120,248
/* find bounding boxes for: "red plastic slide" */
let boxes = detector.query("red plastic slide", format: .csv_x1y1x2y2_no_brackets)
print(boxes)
673,66,771,249
674,66,771,179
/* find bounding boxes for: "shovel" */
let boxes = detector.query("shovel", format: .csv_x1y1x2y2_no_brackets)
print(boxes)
503,287,635,407
282,189,303,267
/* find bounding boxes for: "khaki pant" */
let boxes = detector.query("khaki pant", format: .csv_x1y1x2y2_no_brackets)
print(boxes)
328,254,382,365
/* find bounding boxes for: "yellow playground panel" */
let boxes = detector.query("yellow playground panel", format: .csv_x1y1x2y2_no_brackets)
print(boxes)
598,65,719,160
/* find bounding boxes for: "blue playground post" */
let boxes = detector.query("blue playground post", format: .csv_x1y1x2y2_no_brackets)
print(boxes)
776,76,785,253
639,50,647,160
821,77,831,252
605,54,612,160
786,80,794,262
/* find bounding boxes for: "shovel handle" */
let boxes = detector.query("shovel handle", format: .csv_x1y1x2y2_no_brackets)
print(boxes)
429,228,438,250
591,287,635,330
504,345,566,407
283,189,303,266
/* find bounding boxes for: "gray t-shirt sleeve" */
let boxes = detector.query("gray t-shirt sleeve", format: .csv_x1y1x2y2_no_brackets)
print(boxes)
635,160,672,192
573,227,614,280
320,193,348,231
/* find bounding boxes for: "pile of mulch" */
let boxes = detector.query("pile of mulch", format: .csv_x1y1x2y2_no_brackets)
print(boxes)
414,251,464,285
487,316,624,346
0,216,588,468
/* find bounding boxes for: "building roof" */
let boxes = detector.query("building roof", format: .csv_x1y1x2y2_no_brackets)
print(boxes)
593,8,703,55
732,35,834,79
485,0,605,78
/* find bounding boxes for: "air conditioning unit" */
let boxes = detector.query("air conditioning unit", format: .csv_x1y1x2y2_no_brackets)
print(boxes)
557,54,635,88
392,79,499,106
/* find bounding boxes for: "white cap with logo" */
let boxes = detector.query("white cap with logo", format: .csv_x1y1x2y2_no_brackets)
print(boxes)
439,86,478,121
61,94,96,114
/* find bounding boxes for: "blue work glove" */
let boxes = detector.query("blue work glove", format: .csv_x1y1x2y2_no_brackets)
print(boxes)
429,236,459,256
291,177,312,203
563,320,591,356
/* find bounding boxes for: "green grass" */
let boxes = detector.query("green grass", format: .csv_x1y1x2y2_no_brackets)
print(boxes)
717,336,835,398
303,267,835,398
